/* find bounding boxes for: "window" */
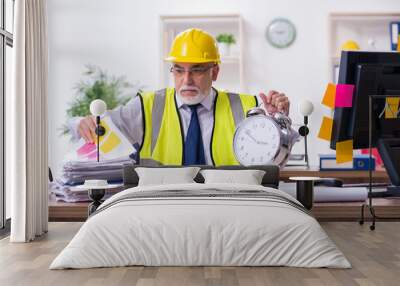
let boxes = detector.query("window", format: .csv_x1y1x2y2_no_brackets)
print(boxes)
0,0,14,231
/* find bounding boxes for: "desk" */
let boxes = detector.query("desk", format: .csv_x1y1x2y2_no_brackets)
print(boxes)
280,167,389,184
49,167,396,222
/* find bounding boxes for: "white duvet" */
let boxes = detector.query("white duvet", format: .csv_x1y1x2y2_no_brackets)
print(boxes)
50,183,351,269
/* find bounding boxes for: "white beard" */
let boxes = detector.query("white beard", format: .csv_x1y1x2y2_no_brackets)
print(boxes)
178,85,209,105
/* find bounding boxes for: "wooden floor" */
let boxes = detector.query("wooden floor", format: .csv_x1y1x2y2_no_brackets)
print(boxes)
1,222,400,286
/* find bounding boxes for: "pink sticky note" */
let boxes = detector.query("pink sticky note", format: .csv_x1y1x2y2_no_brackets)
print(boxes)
87,151,98,160
335,84,354,107
77,143,96,156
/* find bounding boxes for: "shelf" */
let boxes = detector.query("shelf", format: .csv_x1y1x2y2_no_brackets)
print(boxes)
220,56,240,64
331,56,340,66
328,12,400,81
161,14,241,25
330,12,400,22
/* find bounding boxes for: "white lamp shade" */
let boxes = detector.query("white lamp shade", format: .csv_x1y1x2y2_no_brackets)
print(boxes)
90,99,107,116
299,100,314,116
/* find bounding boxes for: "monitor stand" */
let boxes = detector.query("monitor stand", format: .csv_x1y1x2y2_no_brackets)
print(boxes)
369,185,400,198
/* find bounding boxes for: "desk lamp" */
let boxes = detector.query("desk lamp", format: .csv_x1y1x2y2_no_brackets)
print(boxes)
298,100,314,168
90,99,107,162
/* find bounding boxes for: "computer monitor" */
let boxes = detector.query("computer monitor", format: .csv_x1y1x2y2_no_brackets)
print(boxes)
331,51,400,150
331,51,400,193
377,138,400,186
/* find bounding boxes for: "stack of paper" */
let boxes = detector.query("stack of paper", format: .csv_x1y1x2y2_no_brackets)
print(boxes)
279,182,368,202
49,157,134,202
59,157,134,185
49,116,137,202
49,181,125,203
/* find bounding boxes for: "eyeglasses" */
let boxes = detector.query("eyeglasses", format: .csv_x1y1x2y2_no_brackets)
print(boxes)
170,65,215,77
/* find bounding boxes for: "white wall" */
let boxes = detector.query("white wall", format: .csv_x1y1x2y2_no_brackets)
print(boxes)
47,0,400,174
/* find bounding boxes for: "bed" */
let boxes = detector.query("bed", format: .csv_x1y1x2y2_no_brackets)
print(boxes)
50,165,350,269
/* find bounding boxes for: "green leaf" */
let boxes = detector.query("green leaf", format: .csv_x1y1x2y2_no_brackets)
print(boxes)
216,33,236,44
62,65,142,137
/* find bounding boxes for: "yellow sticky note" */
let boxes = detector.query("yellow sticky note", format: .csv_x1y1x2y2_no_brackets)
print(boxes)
322,83,336,109
336,140,353,164
100,132,121,154
385,97,400,119
318,116,333,141
398,35,400,52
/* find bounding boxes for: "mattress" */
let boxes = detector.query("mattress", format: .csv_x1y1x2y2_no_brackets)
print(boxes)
50,183,351,269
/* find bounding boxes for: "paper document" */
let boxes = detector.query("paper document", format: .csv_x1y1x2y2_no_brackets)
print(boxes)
279,182,367,202
69,116,136,162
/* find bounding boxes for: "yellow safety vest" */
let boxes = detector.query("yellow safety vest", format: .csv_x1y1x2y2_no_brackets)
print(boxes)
138,88,257,166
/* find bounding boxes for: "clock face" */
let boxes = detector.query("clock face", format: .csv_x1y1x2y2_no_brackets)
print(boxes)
266,18,296,48
233,115,281,166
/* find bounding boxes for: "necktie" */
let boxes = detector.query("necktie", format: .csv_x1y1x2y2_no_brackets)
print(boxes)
183,104,206,165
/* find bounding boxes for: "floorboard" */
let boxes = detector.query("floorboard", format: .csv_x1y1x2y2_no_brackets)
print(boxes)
0,222,399,286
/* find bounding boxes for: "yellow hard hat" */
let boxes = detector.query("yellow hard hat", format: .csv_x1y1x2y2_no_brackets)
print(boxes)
341,40,360,51
165,28,221,64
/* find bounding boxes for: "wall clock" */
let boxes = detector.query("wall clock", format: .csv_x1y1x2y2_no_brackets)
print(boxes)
266,18,296,48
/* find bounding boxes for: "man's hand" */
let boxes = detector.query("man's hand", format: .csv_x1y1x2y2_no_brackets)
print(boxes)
78,116,97,143
259,90,290,116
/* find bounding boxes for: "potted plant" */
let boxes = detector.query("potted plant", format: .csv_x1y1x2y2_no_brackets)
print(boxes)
61,64,143,136
216,33,236,57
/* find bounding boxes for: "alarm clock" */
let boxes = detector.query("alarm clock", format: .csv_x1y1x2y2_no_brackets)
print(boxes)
233,107,298,167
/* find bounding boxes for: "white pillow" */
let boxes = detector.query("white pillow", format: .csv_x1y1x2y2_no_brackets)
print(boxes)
200,169,266,185
135,167,200,186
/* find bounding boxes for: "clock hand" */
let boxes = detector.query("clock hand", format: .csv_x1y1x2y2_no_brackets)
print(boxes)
245,129,259,143
246,130,270,145
259,134,277,145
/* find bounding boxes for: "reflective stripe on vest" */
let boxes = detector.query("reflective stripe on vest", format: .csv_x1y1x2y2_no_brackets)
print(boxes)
139,88,183,165
139,88,257,166
211,91,256,166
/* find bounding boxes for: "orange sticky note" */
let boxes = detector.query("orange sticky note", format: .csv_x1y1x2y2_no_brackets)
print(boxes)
322,83,336,109
385,97,400,118
336,139,353,163
318,116,333,141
